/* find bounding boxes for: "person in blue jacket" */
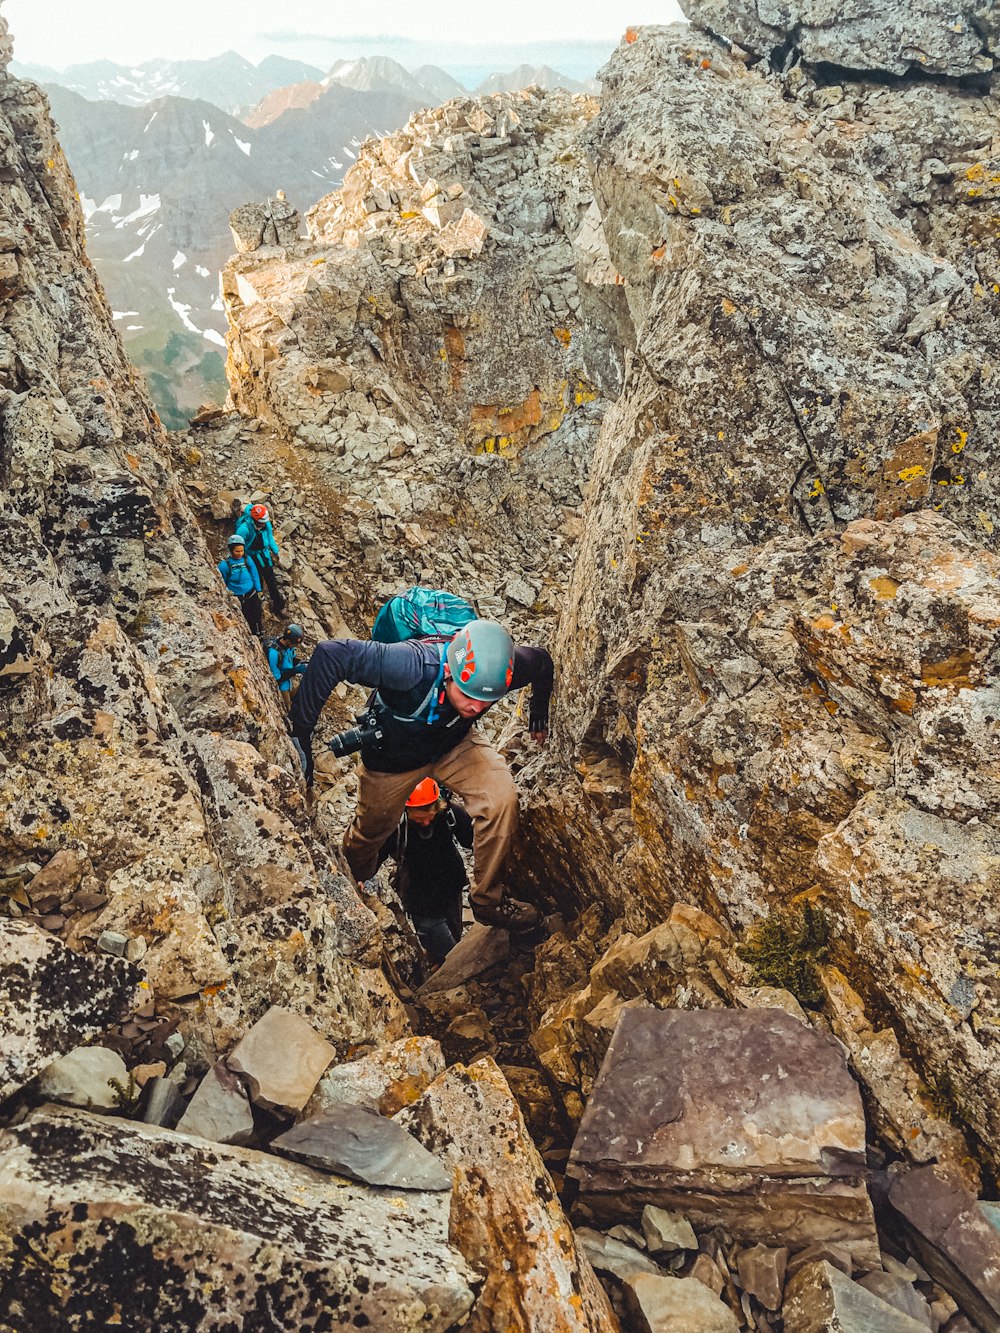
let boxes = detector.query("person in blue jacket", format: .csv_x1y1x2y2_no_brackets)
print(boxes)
268,623,309,706
235,502,285,613
218,535,263,634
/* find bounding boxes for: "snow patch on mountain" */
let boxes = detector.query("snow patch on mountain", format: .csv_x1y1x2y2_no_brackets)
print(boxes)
203,120,215,148
115,194,160,227
172,252,187,271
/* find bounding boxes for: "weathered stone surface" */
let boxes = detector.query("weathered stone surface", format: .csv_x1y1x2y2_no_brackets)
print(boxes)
0,922,139,1101
175,1060,255,1146
683,0,997,79
225,1005,334,1114
577,1228,664,1281
819,966,978,1190
397,1059,618,1331
784,1261,930,1333
569,1008,879,1262
35,1045,128,1112
624,1273,741,1333
641,1205,697,1254
889,1164,1000,1331
418,923,510,995
273,1103,451,1190
0,1105,476,1330
736,1243,787,1311
138,1075,186,1128
305,1035,445,1117
857,1272,934,1327
514,18,1000,1178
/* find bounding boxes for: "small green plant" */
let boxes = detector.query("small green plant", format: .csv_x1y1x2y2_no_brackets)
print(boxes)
736,901,831,1005
108,1072,141,1115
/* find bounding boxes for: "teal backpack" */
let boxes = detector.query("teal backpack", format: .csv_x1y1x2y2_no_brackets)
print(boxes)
372,587,477,644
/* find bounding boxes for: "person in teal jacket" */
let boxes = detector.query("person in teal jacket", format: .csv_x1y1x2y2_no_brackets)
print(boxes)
218,536,263,634
235,502,285,613
267,624,309,705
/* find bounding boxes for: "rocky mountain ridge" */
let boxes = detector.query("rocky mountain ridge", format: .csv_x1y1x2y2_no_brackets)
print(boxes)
4,0,1000,1328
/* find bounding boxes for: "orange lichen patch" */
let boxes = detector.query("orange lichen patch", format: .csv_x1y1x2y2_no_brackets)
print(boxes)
124,452,140,471
211,612,233,631
823,698,840,715
920,649,975,690
874,426,937,517
651,245,666,265
730,563,749,576
869,575,900,600
812,613,838,632
471,389,543,434
443,325,466,392
552,326,572,347
625,26,639,43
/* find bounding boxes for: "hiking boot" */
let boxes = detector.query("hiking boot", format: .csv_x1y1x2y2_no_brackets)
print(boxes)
471,896,540,932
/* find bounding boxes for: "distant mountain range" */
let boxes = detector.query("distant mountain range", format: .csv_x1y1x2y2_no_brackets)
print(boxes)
12,51,326,116
28,52,599,426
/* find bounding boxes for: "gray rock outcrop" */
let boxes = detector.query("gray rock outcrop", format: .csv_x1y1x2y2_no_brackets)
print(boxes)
685,0,997,79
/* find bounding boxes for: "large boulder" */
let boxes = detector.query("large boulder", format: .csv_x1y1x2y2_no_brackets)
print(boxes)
397,1058,619,1331
568,1007,879,1265
0,1105,477,1331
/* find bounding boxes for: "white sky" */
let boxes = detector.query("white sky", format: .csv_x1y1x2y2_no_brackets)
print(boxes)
6,0,685,69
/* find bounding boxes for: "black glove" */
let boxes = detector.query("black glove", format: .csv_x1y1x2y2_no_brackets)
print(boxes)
529,708,549,736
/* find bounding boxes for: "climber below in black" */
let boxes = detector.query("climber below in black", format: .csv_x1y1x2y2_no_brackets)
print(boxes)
376,778,472,968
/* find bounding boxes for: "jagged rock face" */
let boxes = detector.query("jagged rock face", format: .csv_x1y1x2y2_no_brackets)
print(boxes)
220,89,619,618
0,49,403,1062
519,25,1000,1167
0,1105,477,1330
685,0,997,79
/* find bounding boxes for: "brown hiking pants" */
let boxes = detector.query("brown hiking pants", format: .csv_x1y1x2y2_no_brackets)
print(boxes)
342,730,518,908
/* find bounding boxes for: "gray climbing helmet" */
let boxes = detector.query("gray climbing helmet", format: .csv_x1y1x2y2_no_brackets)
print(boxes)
284,623,304,642
226,535,245,550
446,619,514,701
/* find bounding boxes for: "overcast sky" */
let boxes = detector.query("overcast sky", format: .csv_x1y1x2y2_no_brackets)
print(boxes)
6,1,685,70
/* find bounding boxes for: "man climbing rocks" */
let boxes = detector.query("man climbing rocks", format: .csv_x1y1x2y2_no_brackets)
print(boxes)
218,535,263,635
236,502,284,614
268,623,309,707
376,778,472,967
290,618,552,931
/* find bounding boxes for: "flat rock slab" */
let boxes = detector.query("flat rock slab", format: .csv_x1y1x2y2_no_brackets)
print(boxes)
226,1004,334,1114
889,1164,1000,1330
176,1060,254,1146
624,1273,740,1333
305,1035,445,1117
273,1103,451,1191
569,1007,878,1261
0,920,140,1101
784,1261,930,1333
577,1227,664,1281
417,923,510,996
397,1058,618,1332
0,1105,475,1331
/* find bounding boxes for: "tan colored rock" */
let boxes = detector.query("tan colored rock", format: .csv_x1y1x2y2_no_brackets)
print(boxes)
305,1035,445,1117
818,965,978,1191
624,1274,740,1333
226,1006,334,1114
397,1058,619,1331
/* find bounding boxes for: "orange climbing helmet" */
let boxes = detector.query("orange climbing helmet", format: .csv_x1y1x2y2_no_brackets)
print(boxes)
249,503,269,523
406,778,440,809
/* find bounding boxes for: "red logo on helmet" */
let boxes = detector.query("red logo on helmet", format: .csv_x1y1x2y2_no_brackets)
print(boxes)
505,656,514,688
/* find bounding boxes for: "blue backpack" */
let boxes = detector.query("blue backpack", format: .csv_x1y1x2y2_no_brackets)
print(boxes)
372,587,477,644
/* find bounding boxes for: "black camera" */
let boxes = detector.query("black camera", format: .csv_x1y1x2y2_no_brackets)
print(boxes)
328,708,384,758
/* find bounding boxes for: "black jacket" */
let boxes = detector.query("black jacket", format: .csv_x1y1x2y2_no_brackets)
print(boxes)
376,801,474,917
290,637,553,773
